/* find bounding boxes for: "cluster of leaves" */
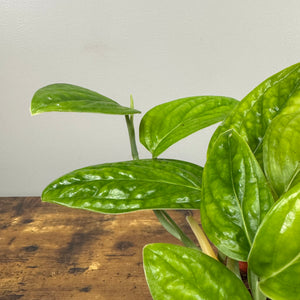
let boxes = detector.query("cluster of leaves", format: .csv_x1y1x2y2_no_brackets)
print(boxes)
31,63,300,300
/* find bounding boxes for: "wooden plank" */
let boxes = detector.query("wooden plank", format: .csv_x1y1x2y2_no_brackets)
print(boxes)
0,197,200,299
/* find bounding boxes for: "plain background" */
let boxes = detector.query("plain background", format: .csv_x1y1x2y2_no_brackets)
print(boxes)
1,0,299,196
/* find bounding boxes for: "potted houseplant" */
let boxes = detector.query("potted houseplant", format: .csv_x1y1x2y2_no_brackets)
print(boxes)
31,63,300,300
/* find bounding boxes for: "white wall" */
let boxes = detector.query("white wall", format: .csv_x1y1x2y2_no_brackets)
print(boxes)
1,0,299,196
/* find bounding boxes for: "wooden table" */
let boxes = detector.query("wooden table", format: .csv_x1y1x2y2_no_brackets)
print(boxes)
0,197,200,300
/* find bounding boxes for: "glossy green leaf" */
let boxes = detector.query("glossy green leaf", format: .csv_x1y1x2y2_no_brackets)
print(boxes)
31,83,140,115
208,63,300,165
42,159,203,213
248,183,300,300
201,130,274,261
143,243,251,300
139,96,238,157
263,113,300,197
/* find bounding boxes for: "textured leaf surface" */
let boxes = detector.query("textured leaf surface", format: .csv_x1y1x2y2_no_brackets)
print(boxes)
31,83,140,115
143,243,251,300
263,113,300,197
201,130,274,261
208,63,300,164
139,96,238,157
248,184,300,300
42,159,203,213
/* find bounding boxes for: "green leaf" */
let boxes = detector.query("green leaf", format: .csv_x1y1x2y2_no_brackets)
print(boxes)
143,243,252,300
31,83,140,115
139,96,239,157
42,159,203,213
248,183,300,300
263,113,300,197
208,63,300,165
201,130,274,261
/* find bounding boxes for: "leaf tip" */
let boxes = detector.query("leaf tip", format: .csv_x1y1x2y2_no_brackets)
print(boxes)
30,107,38,116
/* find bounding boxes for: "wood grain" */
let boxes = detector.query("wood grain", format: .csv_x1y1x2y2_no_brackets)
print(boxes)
0,197,200,300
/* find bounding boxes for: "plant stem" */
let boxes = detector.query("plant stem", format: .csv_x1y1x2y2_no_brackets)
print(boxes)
154,210,199,250
226,257,241,279
186,216,218,260
248,268,267,300
125,96,196,253
125,96,200,254
125,95,139,160
217,250,227,264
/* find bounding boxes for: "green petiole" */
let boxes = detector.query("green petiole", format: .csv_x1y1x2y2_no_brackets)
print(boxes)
154,210,199,250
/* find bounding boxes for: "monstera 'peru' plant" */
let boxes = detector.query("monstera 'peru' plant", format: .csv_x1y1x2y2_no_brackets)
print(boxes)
31,63,300,300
